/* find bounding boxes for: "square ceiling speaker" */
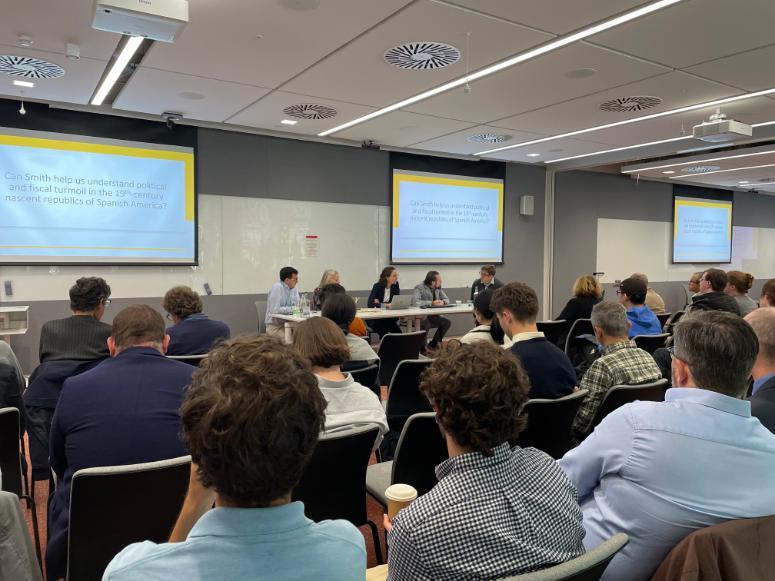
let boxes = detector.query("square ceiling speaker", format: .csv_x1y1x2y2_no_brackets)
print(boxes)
520,195,535,216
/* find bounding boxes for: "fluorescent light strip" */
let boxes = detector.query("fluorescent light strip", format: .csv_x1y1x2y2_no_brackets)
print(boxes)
91,36,144,106
476,87,775,155
317,0,682,138
623,149,775,173
546,119,775,164
669,163,775,179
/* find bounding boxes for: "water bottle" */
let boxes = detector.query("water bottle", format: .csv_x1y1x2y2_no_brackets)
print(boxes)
301,293,311,317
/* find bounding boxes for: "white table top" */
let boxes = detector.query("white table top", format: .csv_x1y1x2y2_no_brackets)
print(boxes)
273,303,473,323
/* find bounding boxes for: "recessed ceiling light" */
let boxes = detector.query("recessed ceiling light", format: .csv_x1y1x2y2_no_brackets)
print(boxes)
91,36,143,106
739,180,749,184
526,153,541,157
680,165,721,174
565,67,597,79
662,170,675,174
179,91,205,101
280,119,298,126
318,0,683,137
13,79,34,88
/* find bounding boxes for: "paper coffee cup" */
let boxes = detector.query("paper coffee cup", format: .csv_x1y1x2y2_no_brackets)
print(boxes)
385,483,418,519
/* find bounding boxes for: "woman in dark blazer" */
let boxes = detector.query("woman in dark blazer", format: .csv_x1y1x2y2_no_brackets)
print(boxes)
555,274,602,346
367,266,401,337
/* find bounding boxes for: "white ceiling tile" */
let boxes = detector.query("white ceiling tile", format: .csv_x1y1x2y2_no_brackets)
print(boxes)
406,42,670,123
227,91,376,134
410,125,546,155
483,137,612,163
113,68,271,123
590,0,775,69
685,45,775,92
335,111,475,148
282,0,553,108
444,0,647,35
139,0,413,90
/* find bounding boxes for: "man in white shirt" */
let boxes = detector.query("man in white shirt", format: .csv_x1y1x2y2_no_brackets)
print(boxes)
265,266,300,338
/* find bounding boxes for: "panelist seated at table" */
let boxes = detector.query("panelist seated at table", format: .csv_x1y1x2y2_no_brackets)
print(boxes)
265,266,300,339
312,269,340,311
470,264,503,301
163,286,230,356
412,271,451,349
367,266,401,337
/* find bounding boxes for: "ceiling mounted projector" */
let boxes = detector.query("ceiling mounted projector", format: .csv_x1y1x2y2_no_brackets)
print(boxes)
693,110,752,143
92,0,189,43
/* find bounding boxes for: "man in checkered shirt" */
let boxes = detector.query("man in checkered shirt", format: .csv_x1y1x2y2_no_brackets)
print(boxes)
384,342,585,580
571,301,662,443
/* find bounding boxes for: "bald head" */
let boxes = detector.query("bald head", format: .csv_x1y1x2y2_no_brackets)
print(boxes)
745,308,775,379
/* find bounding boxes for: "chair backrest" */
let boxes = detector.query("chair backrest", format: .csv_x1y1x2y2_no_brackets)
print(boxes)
67,456,192,581
656,312,672,327
254,300,264,333
501,533,628,580
591,379,668,429
663,310,685,333
391,413,448,497
515,390,588,459
385,359,433,423
377,331,427,385
564,319,594,355
0,407,23,496
632,333,670,355
292,424,380,526
166,354,208,366
537,320,569,347
346,363,380,398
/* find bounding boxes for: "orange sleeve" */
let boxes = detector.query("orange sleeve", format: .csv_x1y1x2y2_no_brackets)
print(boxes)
349,317,368,337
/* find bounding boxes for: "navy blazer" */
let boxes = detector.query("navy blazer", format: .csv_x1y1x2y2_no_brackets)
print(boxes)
751,376,775,434
368,282,400,307
166,314,231,356
46,347,194,579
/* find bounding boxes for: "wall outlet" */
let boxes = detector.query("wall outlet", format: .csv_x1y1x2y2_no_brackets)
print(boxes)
3,280,12,297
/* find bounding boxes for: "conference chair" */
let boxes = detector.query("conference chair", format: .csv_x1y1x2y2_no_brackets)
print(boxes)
66,455,191,581
663,310,685,333
166,354,208,366
0,407,41,566
292,424,383,564
589,379,668,431
385,359,433,432
366,412,448,507
537,319,569,347
515,390,588,459
345,362,380,398
254,301,264,333
0,490,42,581
656,312,672,328
564,319,595,355
501,533,629,581
633,333,671,355
377,331,427,385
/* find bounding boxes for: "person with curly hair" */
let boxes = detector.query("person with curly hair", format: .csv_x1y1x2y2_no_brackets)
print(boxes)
104,335,367,580
163,285,230,355
383,342,585,580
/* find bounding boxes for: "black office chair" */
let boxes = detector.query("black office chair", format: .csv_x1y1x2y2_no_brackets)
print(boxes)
564,319,595,355
0,407,41,567
633,333,671,355
377,331,427,385
166,354,208,366
366,412,448,508
385,359,433,432
345,362,380,398
663,310,685,333
66,455,191,581
293,424,383,564
515,390,588,459
589,379,668,431
656,312,672,328
537,320,569,347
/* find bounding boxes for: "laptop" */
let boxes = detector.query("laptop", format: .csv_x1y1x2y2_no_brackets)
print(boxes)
390,294,413,309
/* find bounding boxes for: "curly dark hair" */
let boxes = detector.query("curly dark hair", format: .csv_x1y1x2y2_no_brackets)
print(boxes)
181,335,326,506
69,277,111,312
292,316,350,368
163,286,203,319
420,342,530,456
378,266,396,287
490,282,539,323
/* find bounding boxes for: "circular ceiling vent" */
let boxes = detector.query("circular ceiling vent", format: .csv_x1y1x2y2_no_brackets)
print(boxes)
282,103,337,120
384,42,460,70
680,165,721,174
466,133,512,144
0,55,65,79
599,96,662,113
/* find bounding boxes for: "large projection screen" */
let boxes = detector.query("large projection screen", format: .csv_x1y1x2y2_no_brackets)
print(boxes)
391,169,504,264
672,191,733,264
0,128,196,265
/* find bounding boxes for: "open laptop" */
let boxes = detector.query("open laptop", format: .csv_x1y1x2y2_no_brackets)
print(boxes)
390,294,413,309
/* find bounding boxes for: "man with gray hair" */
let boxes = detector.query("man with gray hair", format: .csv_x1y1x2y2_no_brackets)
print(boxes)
746,307,775,433
630,272,665,314
560,311,775,581
570,301,661,443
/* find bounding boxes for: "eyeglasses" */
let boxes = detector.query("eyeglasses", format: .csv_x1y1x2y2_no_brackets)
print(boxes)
615,290,623,295
103,298,112,306
667,345,686,362
165,313,173,321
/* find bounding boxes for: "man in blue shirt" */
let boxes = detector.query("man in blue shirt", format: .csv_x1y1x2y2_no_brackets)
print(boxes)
559,311,775,581
616,277,661,338
265,266,300,339
104,335,366,580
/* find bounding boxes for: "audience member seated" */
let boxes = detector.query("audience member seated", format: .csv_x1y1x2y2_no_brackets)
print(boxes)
571,302,662,443
725,270,758,316
265,266,300,338
322,293,379,363
39,276,112,363
411,270,451,350
318,282,369,337
745,308,775,433
384,342,585,580
630,272,665,314
688,268,740,315
460,289,496,345
103,335,366,580
470,264,503,300
761,278,775,307
491,283,576,398
163,285,230,355
46,305,195,579
292,317,387,441
617,278,662,338
559,311,775,581
685,272,702,308
312,268,340,310
556,274,603,327
367,266,401,337
0,340,27,435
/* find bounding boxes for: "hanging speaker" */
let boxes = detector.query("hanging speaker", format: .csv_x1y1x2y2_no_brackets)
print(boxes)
519,195,535,216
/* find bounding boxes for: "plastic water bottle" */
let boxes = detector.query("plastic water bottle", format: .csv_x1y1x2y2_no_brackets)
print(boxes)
301,293,311,317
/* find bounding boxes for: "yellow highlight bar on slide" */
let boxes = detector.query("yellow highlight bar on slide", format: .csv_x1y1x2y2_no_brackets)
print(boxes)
673,199,733,238
392,172,504,232
0,134,195,222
